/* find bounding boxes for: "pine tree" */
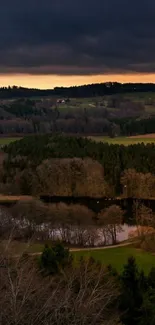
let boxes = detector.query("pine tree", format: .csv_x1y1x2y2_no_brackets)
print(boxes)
119,256,145,325
39,242,72,275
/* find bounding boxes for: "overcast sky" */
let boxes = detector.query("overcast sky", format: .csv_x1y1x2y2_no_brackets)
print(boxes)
1,0,155,87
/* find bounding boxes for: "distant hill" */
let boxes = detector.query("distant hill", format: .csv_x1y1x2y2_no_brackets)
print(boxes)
1,82,155,99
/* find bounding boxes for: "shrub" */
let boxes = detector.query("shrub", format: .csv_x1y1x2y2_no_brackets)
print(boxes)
39,242,72,275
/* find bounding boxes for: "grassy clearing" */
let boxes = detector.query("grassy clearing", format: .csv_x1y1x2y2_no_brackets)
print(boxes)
88,136,155,145
0,137,22,145
3,241,155,274
74,246,155,274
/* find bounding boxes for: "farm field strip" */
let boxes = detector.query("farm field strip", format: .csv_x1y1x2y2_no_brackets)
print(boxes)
0,194,33,202
0,137,22,145
88,136,155,145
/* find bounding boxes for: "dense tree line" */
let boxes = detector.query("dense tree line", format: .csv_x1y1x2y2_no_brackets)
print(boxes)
1,134,155,197
0,198,125,246
0,96,146,135
1,83,155,98
112,116,155,136
2,196,154,247
0,94,155,136
53,82,155,98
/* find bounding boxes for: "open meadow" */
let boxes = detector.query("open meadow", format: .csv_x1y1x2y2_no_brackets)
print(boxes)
1,134,155,147
88,135,155,145
74,245,155,274
3,241,155,275
56,93,155,115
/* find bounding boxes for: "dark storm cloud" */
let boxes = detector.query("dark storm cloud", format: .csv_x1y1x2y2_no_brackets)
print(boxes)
1,0,155,75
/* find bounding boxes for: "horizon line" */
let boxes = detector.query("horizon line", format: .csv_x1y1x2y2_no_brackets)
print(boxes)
1,81,155,91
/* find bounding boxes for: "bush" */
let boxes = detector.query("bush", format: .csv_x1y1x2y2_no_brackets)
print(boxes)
39,242,72,275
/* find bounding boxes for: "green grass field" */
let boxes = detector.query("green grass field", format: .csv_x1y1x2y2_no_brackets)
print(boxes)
3,241,155,274
74,246,155,274
0,135,154,146
0,137,22,145
88,136,155,145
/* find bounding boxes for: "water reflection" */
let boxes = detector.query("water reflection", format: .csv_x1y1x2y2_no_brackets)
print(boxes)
117,224,137,242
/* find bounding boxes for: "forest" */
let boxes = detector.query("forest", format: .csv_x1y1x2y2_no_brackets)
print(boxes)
1,119,155,325
1,134,155,198
2,82,155,98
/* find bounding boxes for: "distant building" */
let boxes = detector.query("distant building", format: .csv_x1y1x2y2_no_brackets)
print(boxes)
57,98,70,104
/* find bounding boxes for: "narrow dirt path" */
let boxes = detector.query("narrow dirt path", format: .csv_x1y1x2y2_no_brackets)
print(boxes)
23,240,137,257
70,241,135,252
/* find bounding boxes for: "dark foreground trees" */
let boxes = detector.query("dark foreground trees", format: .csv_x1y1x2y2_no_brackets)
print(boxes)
0,244,120,325
39,243,72,275
2,240,155,325
119,256,155,325
119,257,146,325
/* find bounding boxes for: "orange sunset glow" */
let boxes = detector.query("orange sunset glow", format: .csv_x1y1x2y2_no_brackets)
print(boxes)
0,73,155,89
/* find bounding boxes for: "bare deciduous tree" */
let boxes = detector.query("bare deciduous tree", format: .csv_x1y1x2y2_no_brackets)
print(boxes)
0,206,13,239
98,205,124,245
11,199,50,240
0,246,121,325
33,158,108,197
121,169,155,198
133,201,155,244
